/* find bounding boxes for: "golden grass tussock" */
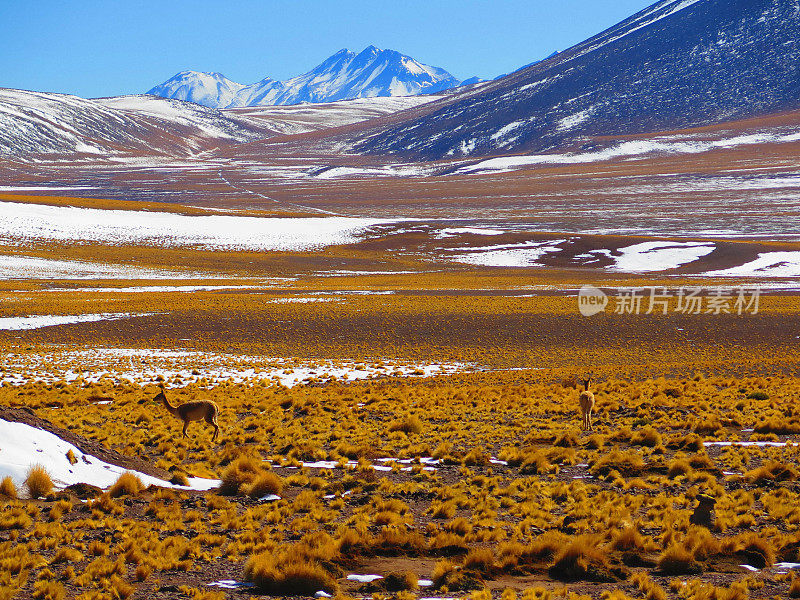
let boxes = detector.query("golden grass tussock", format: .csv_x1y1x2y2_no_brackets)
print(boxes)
657,543,701,575
378,571,420,592
463,547,496,575
631,426,662,448
388,414,423,434
107,472,144,498
244,552,337,595
25,465,53,499
432,558,482,591
790,575,800,598
31,580,66,600
548,534,628,582
590,448,645,478
0,476,18,499
219,455,282,497
745,460,799,484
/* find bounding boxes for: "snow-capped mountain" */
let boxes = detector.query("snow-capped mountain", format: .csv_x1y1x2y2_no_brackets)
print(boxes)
354,0,800,159
0,89,265,159
147,71,245,108
147,46,467,108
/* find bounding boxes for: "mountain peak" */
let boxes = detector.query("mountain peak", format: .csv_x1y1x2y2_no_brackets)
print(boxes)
149,47,471,108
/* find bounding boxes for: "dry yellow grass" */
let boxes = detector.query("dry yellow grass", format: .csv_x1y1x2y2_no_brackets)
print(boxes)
24,466,53,500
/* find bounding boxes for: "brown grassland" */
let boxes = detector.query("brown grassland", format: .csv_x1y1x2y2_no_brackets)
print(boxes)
5,366,800,599
3,184,800,598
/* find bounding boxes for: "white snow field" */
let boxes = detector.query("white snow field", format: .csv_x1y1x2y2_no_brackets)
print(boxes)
0,201,391,251
449,241,565,267
0,254,201,280
455,131,800,174
704,251,800,277
0,313,154,331
602,241,716,272
0,419,219,492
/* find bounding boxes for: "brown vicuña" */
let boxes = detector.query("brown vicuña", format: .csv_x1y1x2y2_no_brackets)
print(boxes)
154,384,220,442
578,375,596,431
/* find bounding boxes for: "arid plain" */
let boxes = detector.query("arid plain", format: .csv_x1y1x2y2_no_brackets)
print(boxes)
3,98,800,600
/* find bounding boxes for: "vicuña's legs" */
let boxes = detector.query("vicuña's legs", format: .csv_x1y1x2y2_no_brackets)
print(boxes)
182,421,189,438
206,413,219,441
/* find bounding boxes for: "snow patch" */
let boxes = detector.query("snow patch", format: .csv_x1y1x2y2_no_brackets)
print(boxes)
450,241,565,267
599,241,716,272
0,201,391,251
0,313,154,331
705,252,800,277
0,419,219,492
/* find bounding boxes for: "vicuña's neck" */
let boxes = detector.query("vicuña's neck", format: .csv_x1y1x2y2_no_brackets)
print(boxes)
162,394,178,415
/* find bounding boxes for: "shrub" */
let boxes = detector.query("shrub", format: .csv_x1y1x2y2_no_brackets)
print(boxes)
380,571,419,591
51,548,83,564
523,531,570,564
388,414,423,434
431,501,457,519
108,472,144,498
583,434,605,450
0,476,18,499
245,553,337,595
747,391,769,401
631,427,662,448
548,535,627,582
32,580,65,600
730,533,775,568
463,547,495,575
218,455,263,495
553,431,579,448
666,433,703,452
520,451,554,475
462,447,490,466
135,564,152,582
667,458,693,478
610,527,648,552
657,544,700,574
591,449,645,478
790,575,800,598
754,417,800,434
432,558,481,591
429,532,470,556
372,527,427,556
241,472,284,499
48,500,72,521
745,460,799,484
25,465,54,499
169,472,190,486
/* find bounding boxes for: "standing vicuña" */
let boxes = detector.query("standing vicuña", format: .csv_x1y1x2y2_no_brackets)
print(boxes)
154,384,220,442
578,376,596,431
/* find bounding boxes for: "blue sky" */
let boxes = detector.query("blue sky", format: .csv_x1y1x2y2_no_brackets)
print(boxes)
1,1,655,98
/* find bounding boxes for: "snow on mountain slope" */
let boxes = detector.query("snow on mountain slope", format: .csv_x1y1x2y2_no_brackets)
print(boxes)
149,46,465,108
0,89,265,159
354,0,800,159
146,71,245,108
228,95,444,135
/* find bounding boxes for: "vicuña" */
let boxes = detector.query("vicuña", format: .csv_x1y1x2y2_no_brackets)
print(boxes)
154,383,220,442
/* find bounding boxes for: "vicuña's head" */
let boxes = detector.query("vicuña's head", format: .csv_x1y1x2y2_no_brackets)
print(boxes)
153,383,166,403
581,375,594,390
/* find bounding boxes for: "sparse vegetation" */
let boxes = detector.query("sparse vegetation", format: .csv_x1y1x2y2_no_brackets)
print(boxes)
24,465,53,499
3,358,800,598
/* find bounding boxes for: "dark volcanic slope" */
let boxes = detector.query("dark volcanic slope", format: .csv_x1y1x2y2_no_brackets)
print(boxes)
355,0,800,159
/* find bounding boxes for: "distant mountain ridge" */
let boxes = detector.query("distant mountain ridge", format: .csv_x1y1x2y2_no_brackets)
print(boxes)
354,0,800,159
148,46,475,108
